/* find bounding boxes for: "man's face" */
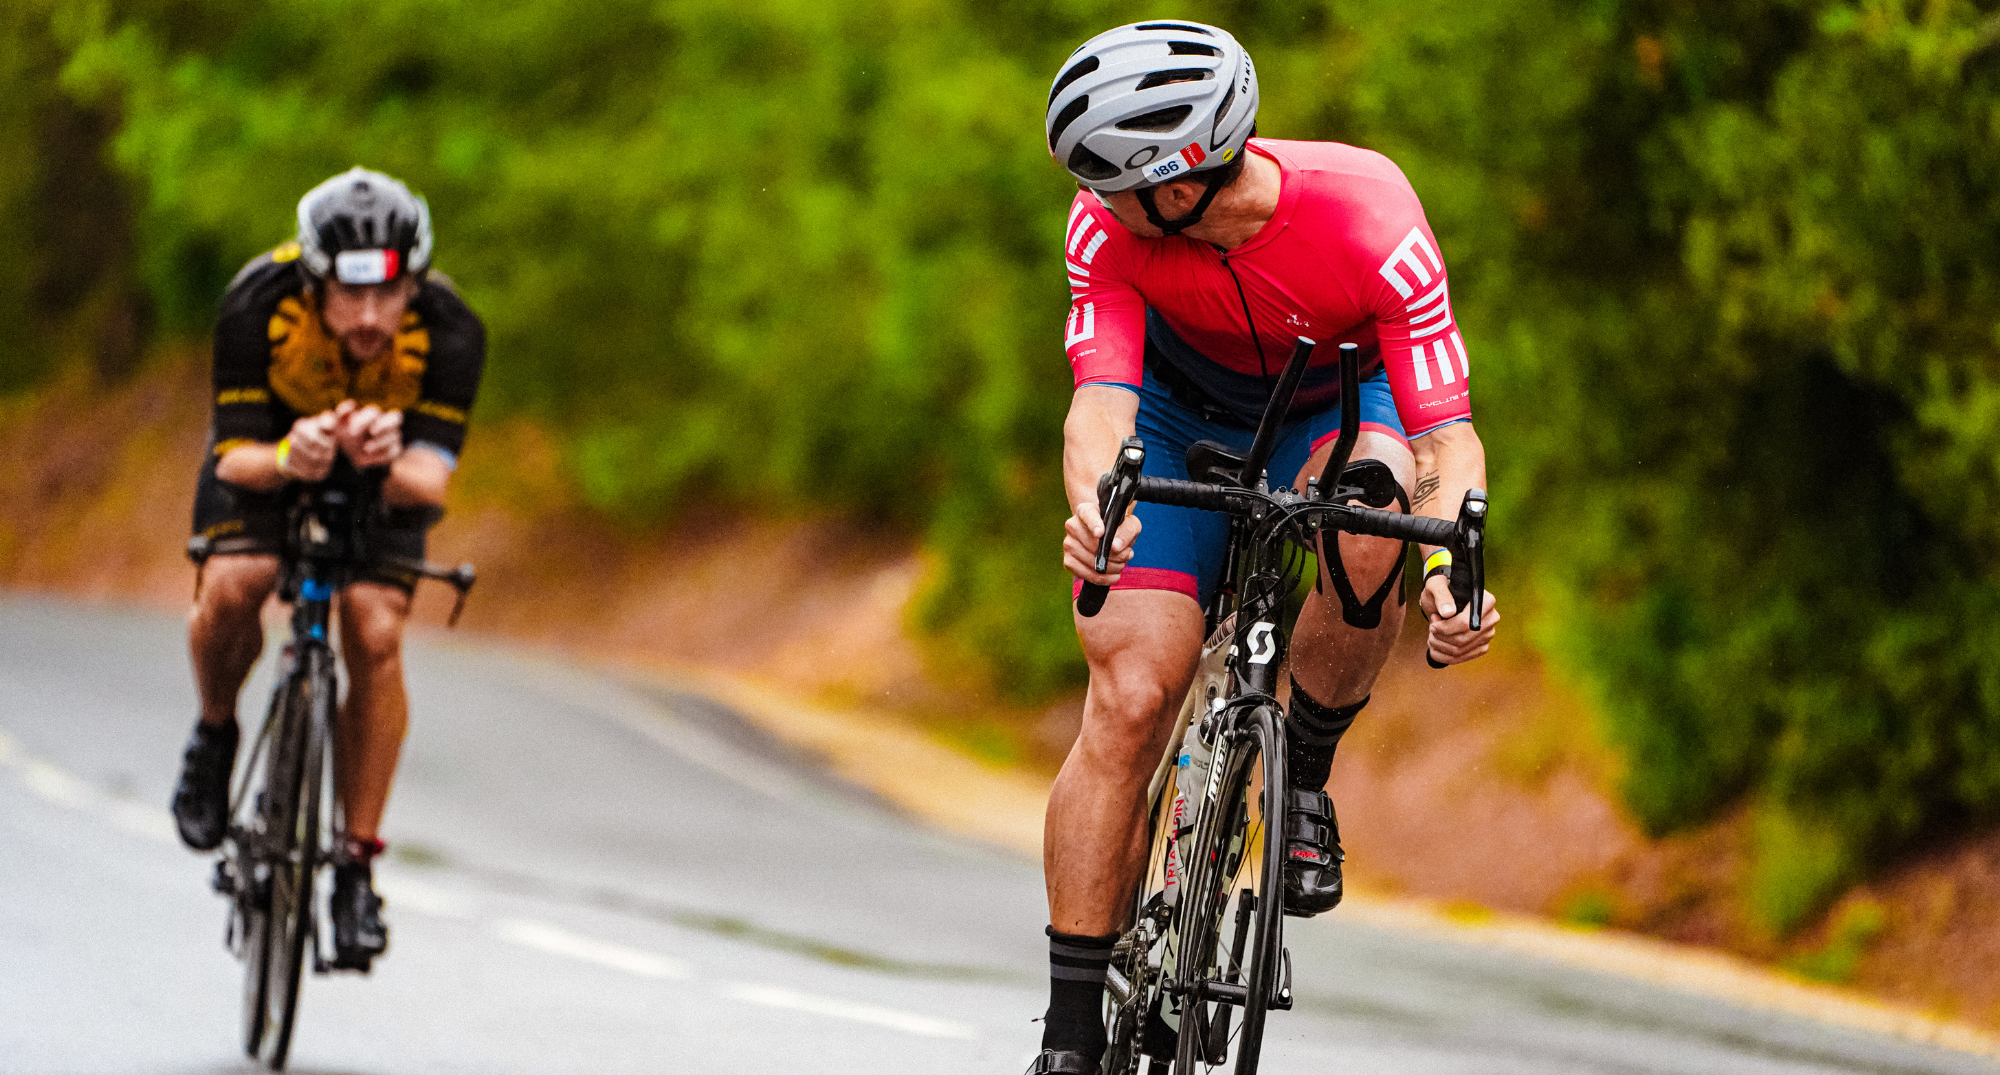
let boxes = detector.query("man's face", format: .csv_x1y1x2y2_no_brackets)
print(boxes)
321,274,419,362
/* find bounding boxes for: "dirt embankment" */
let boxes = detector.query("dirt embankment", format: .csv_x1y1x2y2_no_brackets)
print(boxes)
5,358,1998,1031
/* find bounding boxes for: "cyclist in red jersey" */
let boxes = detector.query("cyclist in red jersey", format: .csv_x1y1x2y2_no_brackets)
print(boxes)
1029,22,1500,1074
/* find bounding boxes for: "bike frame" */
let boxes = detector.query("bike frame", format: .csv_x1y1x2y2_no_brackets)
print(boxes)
195,467,474,1070
1090,337,1487,1073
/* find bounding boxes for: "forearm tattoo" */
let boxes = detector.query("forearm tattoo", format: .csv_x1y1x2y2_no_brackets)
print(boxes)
1411,472,1441,514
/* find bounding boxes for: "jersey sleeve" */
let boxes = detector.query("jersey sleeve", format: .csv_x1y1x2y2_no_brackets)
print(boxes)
402,276,486,459
209,256,289,455
1061,193,1146,393
1360,203,1473,438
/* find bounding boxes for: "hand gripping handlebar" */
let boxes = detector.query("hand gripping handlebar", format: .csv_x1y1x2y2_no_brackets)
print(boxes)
1423,489,1488,669
1076,437,1147,618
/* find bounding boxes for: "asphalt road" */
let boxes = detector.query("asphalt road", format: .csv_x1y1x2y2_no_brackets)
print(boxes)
1,594,1994,1075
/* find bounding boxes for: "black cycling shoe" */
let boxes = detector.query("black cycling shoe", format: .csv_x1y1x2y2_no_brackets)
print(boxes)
171,720,238,851
1023,1049,1099,1075
1282,787,1345,918
329,863,389,971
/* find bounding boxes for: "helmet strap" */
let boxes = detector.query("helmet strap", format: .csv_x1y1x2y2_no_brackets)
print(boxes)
1137,168,1229,237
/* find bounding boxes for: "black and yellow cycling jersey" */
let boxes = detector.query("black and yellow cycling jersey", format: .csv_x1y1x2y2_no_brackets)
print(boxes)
194,243,486,582
208,241,485,462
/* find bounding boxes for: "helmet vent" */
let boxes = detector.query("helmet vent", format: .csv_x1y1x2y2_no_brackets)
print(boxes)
1049,95,1090,152
1049,56,1100,106
1118,105,1192,132
1136,68,1212,91
1168,41,1221,56
1212,77,1237,146
1067,144,1121,182
1136,22,1212,34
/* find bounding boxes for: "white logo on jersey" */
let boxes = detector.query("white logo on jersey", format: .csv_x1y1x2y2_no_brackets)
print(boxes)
1377,227,1443,300
1065,214,1111,294
1406,279,1452,338
1080,229,1108,265
1066,302,1097,348
1410,332,1470,392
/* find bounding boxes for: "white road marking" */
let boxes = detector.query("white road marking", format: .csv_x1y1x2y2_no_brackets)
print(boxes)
496,918,693,980
0,730,981,1043
376,874,476,920
491,917,978,1039
721,982,978,1040
3,730,177,845
510,664,804,802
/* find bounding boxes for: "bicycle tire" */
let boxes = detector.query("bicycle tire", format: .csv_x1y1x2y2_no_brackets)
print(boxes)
254,649,330,1070
240,884,272,1059
237,777,275,1056
1102,787,1181,1075
238,667,302,1060
1173,703,1286,1075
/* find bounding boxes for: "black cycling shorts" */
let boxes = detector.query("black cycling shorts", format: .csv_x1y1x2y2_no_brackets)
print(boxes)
191,455,434,594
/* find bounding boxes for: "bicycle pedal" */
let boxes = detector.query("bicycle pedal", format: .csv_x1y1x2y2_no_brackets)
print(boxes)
210,860,236,896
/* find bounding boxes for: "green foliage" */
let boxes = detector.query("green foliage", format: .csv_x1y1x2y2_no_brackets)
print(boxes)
7,0,2000,923
1783,898,1887,983
1560,888,1618,930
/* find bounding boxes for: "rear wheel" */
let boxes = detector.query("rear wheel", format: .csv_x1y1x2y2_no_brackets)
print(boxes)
1172,704,1287,1075
1103,776,1187,1074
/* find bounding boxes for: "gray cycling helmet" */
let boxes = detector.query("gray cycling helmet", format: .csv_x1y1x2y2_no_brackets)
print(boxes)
1046,21,1259,195
296,167,433,285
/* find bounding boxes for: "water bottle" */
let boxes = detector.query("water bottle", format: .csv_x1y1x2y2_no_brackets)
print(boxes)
1171,706,1217,875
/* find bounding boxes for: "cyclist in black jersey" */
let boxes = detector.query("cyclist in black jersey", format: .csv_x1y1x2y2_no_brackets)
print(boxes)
171,167,485,969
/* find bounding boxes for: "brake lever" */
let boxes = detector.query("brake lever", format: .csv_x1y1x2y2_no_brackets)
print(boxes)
1077,437,1146,619
1426,489,1488,669
445,564,476,628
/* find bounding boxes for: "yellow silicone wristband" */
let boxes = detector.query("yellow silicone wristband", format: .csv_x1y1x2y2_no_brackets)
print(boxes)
1424,548,1453,576
274,437,293,478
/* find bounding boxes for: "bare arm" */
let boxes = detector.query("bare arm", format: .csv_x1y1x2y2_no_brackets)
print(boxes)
1062,386,1143,585
1410,420,1485,527
383,446,452,508
215,404,448,508
216,409,341,490
1411,421,1500,663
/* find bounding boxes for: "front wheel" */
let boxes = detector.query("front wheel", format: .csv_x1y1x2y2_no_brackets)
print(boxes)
252,648,333,1070
1173,704,1287,1075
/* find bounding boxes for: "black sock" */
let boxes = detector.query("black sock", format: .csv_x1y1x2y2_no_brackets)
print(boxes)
194,719,239,746
1041,926,1115,1055
1286,681,1366,792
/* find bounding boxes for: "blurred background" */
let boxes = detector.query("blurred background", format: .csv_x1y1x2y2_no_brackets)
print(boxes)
5,0,2000,1032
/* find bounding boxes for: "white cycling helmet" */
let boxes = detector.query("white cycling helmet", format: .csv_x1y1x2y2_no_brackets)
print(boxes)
1046,21,1259,196
296,167,433,285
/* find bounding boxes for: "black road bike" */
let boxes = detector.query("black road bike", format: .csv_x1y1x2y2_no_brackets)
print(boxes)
188,470,474,1070
1076,338,1487,1074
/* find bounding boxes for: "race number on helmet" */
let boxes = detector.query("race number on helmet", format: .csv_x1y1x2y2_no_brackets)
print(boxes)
295,167,433,283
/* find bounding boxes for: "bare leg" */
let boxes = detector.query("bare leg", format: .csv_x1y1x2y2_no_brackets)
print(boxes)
1288,432,1418,706
335,582,412,843
1046,589,1206,935
188,556,280,727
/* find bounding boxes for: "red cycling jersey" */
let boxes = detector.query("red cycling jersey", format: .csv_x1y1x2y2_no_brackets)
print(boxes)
1062,138,1472,438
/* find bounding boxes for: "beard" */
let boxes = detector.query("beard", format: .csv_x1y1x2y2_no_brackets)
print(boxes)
340,327,394,363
